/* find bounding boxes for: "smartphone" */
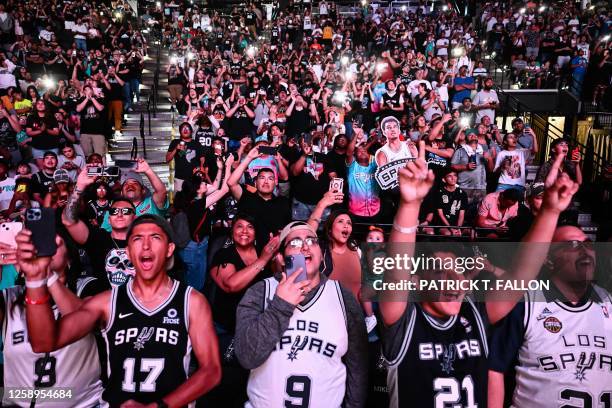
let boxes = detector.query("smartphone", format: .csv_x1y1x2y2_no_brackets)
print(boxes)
87,166,104,177
258,146,278,156
329,177,344,192
285,254,307,283
0,222,23,247
25,208,57,257
524,124,531,129
114,160,138,169
571,146,580,162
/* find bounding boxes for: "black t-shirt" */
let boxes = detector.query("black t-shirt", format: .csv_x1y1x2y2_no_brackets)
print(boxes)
86,199,111,226
433,186,468,225
79,98,106,134
207,245,271,333
167,139,205,180
285,107,309,138
31,170,55,197
84,226,133,287
237,190,291,247
26,115,60,150
325,150,347,180
106,78,123,101
0,116,17,150
287,151,329,205
227,106,254,140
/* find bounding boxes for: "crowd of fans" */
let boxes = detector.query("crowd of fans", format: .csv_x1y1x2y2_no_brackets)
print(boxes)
0,0,611,407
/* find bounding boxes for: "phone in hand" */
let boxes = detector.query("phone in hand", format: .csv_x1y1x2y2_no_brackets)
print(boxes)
0,222,23,248
285,254,307,283
258,146,278,156
25,208,57,257
87,166,104,177
571,146,580,162
329,177,344,192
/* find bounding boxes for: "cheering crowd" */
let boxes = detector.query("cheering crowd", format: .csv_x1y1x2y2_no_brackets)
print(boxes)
0,0,611,407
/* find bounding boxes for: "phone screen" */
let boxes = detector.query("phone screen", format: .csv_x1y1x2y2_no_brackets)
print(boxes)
258,146,278,156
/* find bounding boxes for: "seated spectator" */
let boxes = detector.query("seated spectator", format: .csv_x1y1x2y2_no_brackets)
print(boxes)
432,168,468,236
0,155,14,213
507,182,545,240
476,188,522,237
57,143,84,182
31,151,58,203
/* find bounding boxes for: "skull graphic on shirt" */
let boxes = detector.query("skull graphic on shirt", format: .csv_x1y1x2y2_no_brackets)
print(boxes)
105,248,135,286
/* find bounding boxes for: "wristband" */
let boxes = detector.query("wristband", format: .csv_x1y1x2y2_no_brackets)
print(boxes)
25,277,48,289
392,223,419,234
25,294,50,305
47,272,60,288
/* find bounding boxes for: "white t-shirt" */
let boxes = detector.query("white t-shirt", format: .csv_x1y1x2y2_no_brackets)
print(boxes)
0,176,15,211
436,38,449,56
494,149,529,187
473,89,499,123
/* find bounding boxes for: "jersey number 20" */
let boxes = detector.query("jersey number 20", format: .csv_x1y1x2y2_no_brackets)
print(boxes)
122,358,165,393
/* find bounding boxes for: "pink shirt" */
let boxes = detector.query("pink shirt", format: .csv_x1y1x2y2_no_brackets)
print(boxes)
477,192,518,227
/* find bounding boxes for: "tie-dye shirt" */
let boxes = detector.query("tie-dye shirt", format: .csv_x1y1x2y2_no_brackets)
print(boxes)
347,157,380,217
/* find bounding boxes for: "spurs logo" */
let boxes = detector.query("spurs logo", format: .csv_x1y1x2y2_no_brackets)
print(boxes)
574,352,596,382
133,327,154,350
440,344,456,374
287,335,309,361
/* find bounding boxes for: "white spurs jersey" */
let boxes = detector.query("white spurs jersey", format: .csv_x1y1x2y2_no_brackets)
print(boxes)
2,285,103,408
376,141,415,164
246,278,349,408
512,286,612,408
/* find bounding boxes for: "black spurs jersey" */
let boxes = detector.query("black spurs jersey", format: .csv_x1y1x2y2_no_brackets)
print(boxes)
383,299,489,408
102,279,193,406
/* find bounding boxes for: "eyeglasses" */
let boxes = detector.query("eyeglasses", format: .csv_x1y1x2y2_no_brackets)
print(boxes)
109,207,135,216
561,239,593,251
286,236,319,249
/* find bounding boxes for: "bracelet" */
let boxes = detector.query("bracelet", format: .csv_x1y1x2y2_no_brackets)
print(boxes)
25,277,48,289
47,272,60,288
25,294,50,305
392,223,419,234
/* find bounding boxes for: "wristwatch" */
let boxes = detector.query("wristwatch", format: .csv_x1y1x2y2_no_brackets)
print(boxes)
155,400,169,408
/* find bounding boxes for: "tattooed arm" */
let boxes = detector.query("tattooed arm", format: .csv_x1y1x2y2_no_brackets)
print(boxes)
62,167,95,245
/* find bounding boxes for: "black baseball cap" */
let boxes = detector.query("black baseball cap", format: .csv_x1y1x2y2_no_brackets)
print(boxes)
126,214,175,244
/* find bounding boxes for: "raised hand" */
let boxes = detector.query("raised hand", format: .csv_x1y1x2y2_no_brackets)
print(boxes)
135,158,151,173
260,234,280,262
15,229,51,281
542,173,579,214
398,141,435,205
276,270,311,306
75,165,98,190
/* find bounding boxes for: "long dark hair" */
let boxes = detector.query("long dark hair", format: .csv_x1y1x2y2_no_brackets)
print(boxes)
324,209,359,251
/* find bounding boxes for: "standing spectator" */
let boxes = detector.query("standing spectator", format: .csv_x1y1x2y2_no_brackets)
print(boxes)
86,182,112,228
76,85,106,158
25,100,60,169
0,155,14,212
234,221,368,407
494,132,537,194
509,118,539,163
345,128,381,222
167,60,185,105
102,65,125,138
288,134,331,221
31,151,58,203
535,138,582,186
450,65,475,110
57,143,84,182
166,122,206,193
472,77,499,123
570,49,588,97
451,130,494,206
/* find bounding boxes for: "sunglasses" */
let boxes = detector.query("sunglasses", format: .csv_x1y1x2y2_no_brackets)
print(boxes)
286,236,319,249
109,207,135,216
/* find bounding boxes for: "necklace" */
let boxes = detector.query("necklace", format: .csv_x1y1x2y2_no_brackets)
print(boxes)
133,277,173,305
